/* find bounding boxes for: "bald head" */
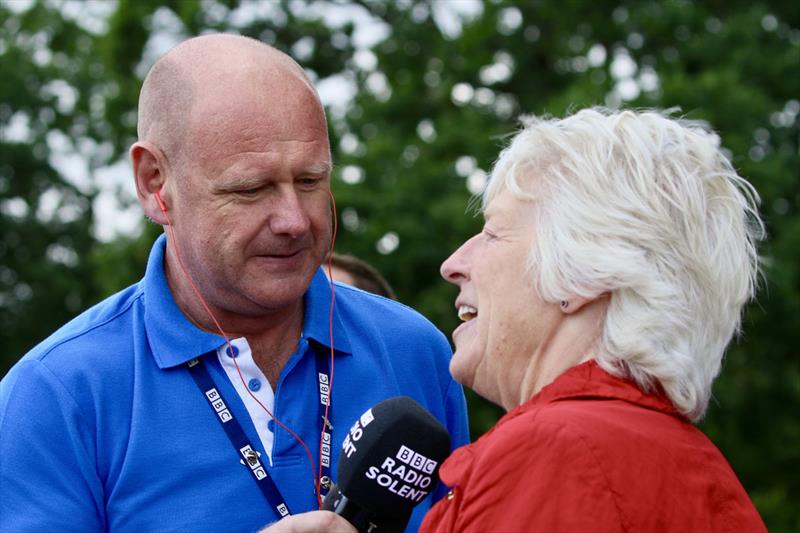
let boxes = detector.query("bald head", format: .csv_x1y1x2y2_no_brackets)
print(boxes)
137,34,319,168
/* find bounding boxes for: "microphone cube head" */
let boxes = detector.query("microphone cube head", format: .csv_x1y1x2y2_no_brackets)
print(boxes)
335,396,452,521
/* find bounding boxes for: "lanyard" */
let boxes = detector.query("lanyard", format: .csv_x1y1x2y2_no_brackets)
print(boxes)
186,342,333,517
310,339,334,498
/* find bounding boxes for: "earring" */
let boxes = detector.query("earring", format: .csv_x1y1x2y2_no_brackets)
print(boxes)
560,300,569,310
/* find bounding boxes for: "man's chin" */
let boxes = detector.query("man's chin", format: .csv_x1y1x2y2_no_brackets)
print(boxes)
247,275,314,306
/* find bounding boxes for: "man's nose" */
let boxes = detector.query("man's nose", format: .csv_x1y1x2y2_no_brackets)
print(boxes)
269,190,311,238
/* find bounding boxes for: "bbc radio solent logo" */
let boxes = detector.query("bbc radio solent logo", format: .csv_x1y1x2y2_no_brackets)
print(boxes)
365,445,439,503
340,406,440,503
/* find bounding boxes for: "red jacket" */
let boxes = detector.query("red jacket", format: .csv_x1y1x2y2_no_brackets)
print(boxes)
421,361,766,533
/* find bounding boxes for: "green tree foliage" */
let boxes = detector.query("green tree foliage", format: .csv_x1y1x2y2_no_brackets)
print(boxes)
1,1,103,362
1,0,797,528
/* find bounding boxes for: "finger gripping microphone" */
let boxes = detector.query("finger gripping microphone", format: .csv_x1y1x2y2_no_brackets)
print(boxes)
322,396,451,533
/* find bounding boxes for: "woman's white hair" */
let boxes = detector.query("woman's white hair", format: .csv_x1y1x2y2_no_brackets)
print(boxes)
484,107,764,421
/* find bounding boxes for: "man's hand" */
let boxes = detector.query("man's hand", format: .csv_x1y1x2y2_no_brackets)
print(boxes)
258,510,357,533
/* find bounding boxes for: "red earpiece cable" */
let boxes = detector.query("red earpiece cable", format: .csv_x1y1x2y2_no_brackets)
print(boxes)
318,189,338,507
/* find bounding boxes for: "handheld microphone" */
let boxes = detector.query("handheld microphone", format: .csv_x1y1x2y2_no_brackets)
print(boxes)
322,396,451,533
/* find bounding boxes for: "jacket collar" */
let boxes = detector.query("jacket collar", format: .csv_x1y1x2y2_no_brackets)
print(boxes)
143,234,352,369
507,360,681,420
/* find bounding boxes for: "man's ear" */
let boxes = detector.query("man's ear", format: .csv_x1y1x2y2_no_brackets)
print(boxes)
130,141,169,224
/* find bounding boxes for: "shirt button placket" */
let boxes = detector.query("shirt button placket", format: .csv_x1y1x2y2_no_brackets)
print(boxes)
247,378,261,392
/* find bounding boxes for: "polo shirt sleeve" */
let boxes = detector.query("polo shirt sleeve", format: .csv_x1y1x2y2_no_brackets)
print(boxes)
406,330,471,533
431,377,470,505
0,360,105,532
429,326,470,456
444,377,470,451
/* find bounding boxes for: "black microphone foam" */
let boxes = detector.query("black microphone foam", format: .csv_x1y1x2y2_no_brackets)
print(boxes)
322,396,451,532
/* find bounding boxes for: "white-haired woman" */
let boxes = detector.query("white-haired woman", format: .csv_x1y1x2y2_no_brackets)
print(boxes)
260,108,767,533
420,108,767,532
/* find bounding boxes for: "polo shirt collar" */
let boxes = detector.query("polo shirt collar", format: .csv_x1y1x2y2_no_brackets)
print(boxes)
143,235,352,369
301,269,353,356
144,234,225,369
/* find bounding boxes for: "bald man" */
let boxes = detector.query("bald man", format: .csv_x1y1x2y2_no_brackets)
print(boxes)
0,34,469,533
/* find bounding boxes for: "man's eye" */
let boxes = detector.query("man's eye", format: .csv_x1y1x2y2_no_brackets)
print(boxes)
298,177,322,188
236,187,260,197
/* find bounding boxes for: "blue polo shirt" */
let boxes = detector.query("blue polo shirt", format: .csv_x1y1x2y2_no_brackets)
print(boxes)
0,234,469,533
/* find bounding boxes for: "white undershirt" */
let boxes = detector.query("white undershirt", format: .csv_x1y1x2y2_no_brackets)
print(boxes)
216,337,276,464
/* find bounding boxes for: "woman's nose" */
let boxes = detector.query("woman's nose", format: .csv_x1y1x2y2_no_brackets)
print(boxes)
440,235,477,285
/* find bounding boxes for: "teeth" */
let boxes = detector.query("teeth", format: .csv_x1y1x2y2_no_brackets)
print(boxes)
458,305,478,322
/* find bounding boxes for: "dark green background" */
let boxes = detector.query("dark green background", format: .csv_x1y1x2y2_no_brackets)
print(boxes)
1,1,797,529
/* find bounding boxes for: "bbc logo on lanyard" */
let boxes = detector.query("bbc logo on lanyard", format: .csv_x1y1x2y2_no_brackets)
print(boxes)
318,372,330,406
240,445,267,480
205,387,232,423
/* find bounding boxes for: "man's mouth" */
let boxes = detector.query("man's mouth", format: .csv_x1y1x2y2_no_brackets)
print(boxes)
260,248,304,258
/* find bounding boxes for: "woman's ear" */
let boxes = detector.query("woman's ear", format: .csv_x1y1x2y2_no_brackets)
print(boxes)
559,295,598,314
130,141,169,224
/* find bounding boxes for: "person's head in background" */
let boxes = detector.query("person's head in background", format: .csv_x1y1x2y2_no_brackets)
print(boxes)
327,253,397,299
